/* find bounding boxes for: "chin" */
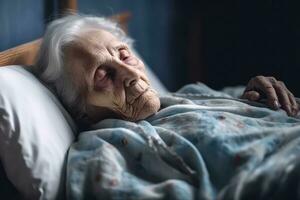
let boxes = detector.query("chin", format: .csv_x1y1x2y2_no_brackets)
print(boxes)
126,89,161,121
136,91,161,120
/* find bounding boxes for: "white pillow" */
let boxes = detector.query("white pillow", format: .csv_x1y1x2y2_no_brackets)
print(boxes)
0,65,75,200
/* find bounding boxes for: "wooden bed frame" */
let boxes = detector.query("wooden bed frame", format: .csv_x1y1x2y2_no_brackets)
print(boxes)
0,0,131,67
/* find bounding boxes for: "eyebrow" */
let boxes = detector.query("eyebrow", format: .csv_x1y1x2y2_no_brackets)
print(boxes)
80,41,129,66
113,43,129,51
115,42,129,49
70,42,104,63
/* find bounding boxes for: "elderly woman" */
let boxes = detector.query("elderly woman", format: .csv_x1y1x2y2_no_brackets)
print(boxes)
35,15,161,126
35,15,298,126
35,15,300,200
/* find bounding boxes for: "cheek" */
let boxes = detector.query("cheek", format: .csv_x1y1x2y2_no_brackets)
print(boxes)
135,62,151,83
86,90,114,107
112,84,127,106
94,78,114,92
86,82,126,109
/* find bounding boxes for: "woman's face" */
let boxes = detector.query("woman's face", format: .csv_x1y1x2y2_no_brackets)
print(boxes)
64,28,160,122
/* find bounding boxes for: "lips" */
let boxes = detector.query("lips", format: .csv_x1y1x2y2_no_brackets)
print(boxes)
128,88,149,105
134,87,150,102
126,81,150,104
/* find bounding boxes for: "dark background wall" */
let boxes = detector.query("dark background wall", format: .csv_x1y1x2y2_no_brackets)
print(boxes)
0,0,44,51
1,0,300,95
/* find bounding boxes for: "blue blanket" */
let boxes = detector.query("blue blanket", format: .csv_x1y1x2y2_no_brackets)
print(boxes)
67,83,300,200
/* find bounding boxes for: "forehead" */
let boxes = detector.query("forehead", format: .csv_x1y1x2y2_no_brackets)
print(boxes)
64,28,121,66
79,28,120,48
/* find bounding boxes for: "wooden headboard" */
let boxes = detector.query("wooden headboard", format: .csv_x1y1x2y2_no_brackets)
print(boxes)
0,0,131,67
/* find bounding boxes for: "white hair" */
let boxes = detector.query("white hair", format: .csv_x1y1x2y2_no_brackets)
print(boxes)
35,14,133,121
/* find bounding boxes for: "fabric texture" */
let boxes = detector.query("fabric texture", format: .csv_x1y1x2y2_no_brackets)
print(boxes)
67,82,300,200
0,65,75,200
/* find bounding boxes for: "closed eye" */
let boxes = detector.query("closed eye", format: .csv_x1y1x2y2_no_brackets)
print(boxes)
118,49,130,61
94,66,116,82
116,44,129,51
93,67,113,90
94,67,107,81
114,44,130,59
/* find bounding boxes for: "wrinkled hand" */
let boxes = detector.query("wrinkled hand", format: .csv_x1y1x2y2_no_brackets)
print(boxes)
241,76,299,117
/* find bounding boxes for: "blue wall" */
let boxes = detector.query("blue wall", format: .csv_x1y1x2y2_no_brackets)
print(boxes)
0,0,47,51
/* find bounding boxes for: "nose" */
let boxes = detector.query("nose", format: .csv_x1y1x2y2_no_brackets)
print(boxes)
117,61,140,87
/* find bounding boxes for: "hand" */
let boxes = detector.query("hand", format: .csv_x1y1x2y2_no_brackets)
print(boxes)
241,76,299,117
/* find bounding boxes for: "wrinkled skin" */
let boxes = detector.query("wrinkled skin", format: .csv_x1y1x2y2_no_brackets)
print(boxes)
64,28,160,122
241,76,299,117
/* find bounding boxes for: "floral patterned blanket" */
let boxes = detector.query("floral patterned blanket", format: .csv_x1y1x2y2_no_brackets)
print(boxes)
67,83,300,200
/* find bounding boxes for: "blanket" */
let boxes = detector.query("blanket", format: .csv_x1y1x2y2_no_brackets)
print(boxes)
67,83,300,200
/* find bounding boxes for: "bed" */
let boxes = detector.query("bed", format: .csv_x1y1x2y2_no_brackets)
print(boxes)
1,1,300,200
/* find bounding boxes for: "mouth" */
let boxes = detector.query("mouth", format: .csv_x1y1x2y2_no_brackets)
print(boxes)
118,87,160,121
130,87,150,105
